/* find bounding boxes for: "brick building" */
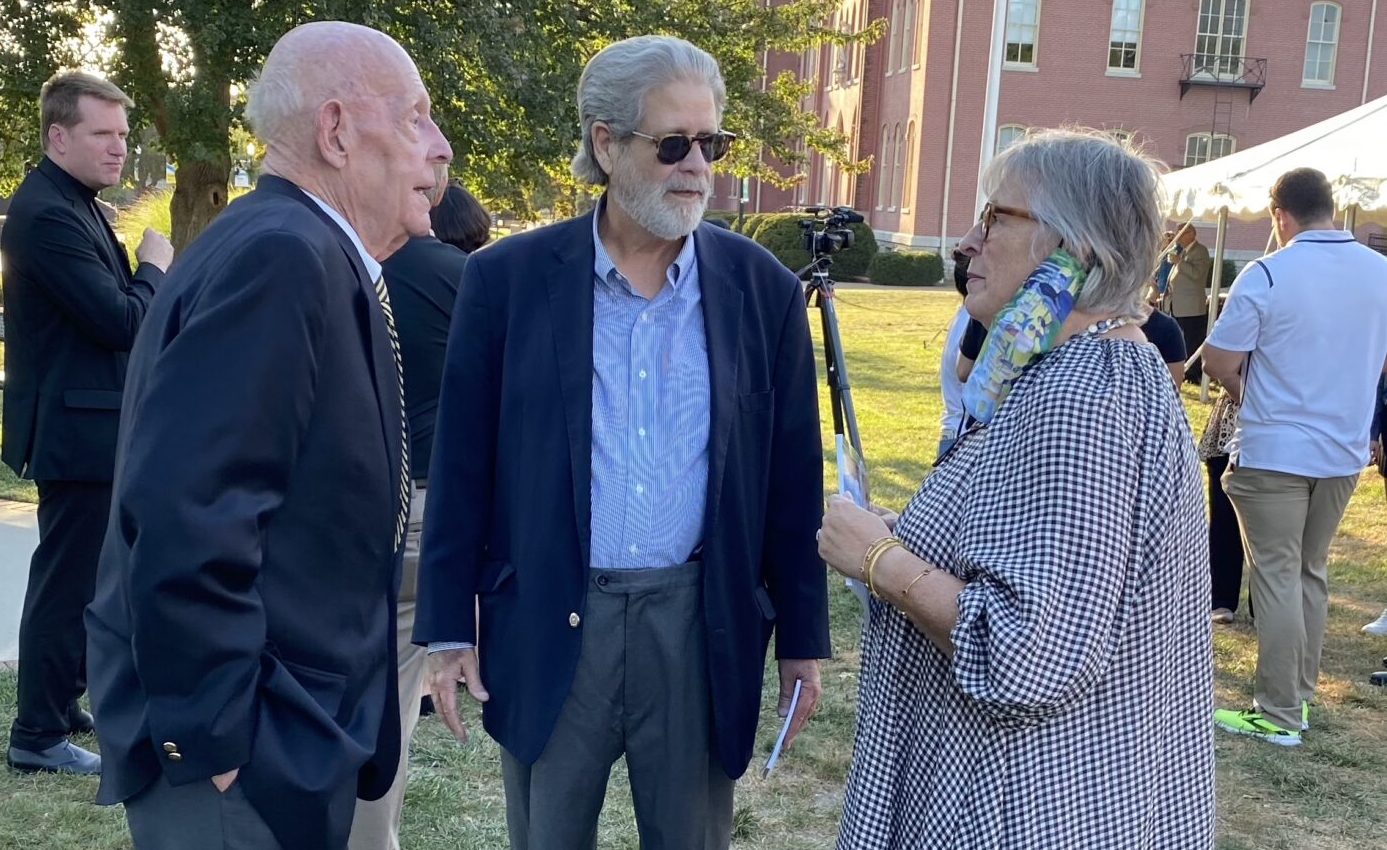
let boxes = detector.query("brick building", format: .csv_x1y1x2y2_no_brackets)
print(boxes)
714,0,1387,258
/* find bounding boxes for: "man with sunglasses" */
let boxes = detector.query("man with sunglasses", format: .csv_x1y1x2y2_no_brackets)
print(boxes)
415,35,829,849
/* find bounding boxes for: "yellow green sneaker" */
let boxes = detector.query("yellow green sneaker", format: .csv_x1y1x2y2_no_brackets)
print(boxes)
1214,708,1302,746
1302,701,1310,732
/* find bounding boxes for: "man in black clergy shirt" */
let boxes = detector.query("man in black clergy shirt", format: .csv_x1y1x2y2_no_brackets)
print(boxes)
2,71,173,775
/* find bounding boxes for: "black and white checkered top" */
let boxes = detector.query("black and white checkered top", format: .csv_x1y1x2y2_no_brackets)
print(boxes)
838,335,1215,849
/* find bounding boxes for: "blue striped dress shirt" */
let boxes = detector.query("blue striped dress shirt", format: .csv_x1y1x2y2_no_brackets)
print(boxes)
589,209,710,568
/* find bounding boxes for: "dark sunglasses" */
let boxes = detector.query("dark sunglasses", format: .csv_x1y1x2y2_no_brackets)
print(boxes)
979,201,1035,241
628,130,737,165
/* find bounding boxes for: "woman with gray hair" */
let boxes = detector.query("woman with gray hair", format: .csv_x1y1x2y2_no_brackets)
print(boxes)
817,129,1215,848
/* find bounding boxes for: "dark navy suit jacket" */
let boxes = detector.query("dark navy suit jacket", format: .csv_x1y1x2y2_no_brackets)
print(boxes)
86,176,405,850
413,212,830,778
0,157,163,482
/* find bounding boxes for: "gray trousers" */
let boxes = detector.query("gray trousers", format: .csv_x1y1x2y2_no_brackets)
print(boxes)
500,562,734,850
125,773,284,850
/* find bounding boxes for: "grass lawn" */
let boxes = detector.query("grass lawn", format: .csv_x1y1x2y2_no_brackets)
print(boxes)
4,288,1387,848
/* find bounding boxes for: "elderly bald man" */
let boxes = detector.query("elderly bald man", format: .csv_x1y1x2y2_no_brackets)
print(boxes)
84,21,451,850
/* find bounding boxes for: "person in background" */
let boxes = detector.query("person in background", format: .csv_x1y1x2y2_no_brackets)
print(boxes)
1140,308,1187,389
2,71,173,776
431,180,492,254
1167,224,1213,383
1362,373,1387,636
1200,385,1246,625
1207,167,1387,746
937,252,974,459
348,162,467,850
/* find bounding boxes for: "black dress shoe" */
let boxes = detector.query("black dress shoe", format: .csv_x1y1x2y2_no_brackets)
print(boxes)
1371,671,1387,688
67,707,95,736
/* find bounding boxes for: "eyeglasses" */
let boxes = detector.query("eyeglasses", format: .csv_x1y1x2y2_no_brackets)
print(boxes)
979,201,1035,241
628,130,737,165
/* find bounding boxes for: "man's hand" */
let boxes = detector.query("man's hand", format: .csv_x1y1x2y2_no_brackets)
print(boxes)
776,658,822,752
136,228,175,272
211,768,239,793
428,647,490,744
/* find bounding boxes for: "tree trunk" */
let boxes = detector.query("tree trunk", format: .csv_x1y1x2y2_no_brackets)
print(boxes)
168,155,230,252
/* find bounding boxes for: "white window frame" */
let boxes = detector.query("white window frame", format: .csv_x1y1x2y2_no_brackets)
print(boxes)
1184,132,1236,167
1005,0,1041,68
1194,0,1249,79
1106,0,1144,75
1303,2,1340,87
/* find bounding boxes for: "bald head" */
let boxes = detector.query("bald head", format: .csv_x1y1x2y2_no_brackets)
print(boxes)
246,22,417,151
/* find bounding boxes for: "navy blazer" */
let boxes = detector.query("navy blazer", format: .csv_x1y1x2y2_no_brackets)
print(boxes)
86,177,405,850
1,157,163,481
414,212,830,778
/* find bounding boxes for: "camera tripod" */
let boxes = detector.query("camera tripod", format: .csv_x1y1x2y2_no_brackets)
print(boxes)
796,255,864,460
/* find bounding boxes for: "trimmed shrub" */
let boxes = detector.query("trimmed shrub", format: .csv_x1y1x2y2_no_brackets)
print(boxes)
752,213,878,278
1219,258,1240,286
739,213,768,238
869,250,944,286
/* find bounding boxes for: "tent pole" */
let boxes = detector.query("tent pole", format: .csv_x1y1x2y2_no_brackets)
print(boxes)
1346,204,1359,234
1200,206,1230,403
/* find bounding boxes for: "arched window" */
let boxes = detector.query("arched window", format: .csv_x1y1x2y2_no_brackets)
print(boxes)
997,124,1028,152
891,123,905,210
1304,2,1341,85
876,124,890,209
902,121,918,210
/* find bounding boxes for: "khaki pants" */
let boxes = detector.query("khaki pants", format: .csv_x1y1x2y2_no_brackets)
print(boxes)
1223,465,1357,732
349,485,429,850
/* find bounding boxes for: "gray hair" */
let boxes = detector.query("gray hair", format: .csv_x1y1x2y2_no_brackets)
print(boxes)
983,128,1165,318
571,36,726,186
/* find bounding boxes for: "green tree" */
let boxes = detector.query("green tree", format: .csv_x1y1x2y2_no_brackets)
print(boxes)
1,1,881,247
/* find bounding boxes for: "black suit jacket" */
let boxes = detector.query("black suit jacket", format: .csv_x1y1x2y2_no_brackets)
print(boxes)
413,212,830,778
0,157,163,481
86,176,405,850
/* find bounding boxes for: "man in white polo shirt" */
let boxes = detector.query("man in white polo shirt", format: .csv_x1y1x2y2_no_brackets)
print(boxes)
1206,167,1387,746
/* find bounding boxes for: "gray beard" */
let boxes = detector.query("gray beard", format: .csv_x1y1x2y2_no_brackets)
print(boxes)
608,162,709,240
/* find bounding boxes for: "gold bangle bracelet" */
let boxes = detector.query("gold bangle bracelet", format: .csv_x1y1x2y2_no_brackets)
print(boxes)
902,566,934,599
864,540,903,597
860,536,896,583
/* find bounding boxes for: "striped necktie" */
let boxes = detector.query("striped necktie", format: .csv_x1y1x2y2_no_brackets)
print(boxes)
373,274,411,550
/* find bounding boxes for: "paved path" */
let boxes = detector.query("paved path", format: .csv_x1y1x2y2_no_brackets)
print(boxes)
0,499,37,663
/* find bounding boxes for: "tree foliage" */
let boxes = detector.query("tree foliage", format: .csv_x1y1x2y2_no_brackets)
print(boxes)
0,0,881,243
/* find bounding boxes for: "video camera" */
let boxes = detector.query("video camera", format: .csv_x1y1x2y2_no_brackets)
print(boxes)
799,205,864,258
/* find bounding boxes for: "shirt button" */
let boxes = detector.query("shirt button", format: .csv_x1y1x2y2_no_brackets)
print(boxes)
638,428,646,437
635,483,644,494
639,370,647,379
641,314,651,323
629,544,639,555
569,612,581,628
